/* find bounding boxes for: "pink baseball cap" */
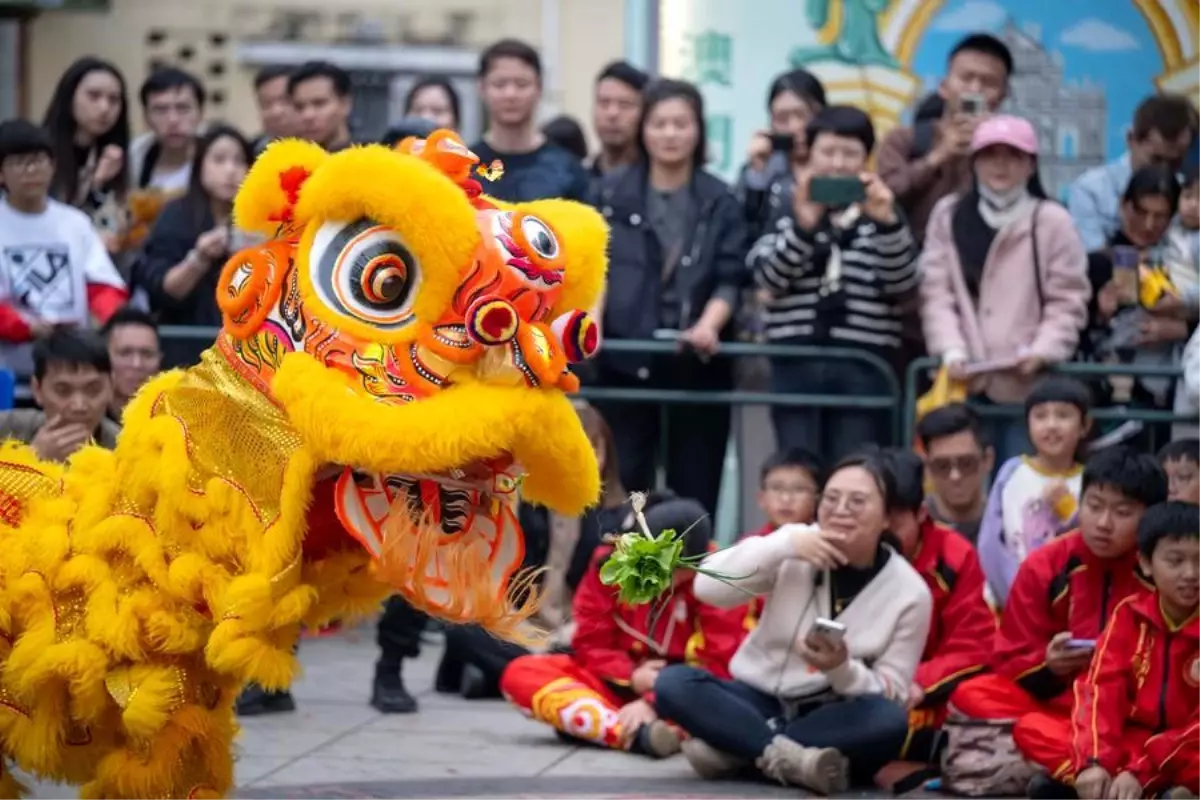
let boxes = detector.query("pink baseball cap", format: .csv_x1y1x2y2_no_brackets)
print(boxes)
970,114,1038,156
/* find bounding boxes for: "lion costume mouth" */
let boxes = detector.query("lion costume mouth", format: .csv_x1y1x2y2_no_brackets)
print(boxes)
272,351,598,636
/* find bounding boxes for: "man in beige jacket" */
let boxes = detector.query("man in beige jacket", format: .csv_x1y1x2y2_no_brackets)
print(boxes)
0,328,119,461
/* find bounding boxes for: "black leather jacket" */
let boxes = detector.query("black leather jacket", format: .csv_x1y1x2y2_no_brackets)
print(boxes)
589,162,748,377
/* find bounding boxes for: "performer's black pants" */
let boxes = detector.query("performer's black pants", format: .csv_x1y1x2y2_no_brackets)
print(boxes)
376,596,427,668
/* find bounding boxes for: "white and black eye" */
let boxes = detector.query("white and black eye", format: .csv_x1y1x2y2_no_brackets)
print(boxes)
520,216,559,260
309,218,420,329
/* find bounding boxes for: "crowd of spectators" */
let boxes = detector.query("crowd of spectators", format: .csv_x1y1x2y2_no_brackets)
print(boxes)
0,26,1197,800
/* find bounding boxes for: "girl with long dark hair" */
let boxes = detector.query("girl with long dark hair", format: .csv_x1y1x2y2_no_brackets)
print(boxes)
42,57,131,250
134,125,253,330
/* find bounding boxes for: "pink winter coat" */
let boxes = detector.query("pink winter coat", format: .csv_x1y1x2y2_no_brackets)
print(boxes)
919,195,1091,403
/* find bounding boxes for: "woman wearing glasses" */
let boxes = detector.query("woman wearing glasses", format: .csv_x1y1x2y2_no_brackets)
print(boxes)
653,453,932,793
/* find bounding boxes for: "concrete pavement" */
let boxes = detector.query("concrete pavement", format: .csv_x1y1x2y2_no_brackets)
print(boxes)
17,624,901,798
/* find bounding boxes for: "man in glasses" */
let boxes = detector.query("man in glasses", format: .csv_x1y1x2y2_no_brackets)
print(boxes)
917,404,993,547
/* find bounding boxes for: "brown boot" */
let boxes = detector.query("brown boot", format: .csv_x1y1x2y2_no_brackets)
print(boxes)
755,734,850,795
681,738,749,779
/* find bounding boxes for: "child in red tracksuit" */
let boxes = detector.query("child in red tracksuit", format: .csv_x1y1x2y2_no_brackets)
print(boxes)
740,449,823,628
1067,501,1199,800
879,449,995,769
500,498,745,758
949,447,1169,781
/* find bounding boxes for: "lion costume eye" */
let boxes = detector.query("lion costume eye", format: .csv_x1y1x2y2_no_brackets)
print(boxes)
310,218,420,328
519,216,559,260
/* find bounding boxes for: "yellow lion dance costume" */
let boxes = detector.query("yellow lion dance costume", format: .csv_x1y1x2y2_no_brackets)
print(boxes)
0,130,606,798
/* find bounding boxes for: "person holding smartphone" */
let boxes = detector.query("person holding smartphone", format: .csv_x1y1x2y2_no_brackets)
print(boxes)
654,454,932,793
735,68,827,241
878,33,1012,246
749,105,918,461
947,448,1167,794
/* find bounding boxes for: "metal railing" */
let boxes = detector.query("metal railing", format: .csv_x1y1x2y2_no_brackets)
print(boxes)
903,356,1192,447
147,328,907,436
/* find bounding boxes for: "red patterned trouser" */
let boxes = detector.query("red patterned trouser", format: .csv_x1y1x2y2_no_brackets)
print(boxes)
501,653,628,749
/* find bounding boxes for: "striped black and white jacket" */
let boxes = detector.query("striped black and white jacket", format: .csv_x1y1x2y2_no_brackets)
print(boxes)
748,207,919,351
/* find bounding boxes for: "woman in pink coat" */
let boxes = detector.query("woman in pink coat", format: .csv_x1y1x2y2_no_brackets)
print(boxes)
919,114,1091,463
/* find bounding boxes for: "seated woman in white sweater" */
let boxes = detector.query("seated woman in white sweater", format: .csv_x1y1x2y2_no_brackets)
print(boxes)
654,454,933,794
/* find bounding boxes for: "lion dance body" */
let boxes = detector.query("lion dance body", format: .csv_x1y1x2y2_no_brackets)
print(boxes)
0,131,606,798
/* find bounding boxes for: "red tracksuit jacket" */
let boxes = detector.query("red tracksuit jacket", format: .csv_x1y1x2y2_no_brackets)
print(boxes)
571,545,746,698
994,531,1153,701
1071,591,1199,787
911,520,995,703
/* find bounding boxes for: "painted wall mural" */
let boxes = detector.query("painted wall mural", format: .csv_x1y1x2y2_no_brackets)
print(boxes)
659,0,1198,197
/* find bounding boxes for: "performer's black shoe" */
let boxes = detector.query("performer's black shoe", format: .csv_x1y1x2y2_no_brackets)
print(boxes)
371,665,418,713
235,684,297,716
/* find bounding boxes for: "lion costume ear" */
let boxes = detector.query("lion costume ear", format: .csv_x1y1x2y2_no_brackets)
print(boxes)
233,139,330,236
520,198,609,316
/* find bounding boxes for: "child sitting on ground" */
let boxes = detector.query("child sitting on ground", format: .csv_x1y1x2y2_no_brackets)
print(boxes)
947,446,1168,795
877,449,995,779
978,376,1092,606
1066,501,1198,800
499,497,745,759
739,449,823,629
1160,439,1199,505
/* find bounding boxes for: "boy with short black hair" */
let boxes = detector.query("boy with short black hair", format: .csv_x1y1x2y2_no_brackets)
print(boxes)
739,449,823,629
1066,501,1198,800
0,327,119,460
949,446,1168,784
877,448,995,771
1159,438,1199,504
747,448,823,537
0,120,127,373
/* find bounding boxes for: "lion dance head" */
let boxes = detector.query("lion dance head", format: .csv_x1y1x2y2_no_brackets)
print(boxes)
215,130,605,640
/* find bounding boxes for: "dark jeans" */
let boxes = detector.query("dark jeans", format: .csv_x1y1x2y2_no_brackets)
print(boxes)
435,624,530,698
770,356,893,463
376,596,427,668
654,665,908,785
593,356,731,517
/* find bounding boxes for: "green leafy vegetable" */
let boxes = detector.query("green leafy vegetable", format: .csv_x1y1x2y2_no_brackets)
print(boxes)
597,492,751,606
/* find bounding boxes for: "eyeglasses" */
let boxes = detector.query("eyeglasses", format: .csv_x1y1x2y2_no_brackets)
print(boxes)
927,454,983,478
818,491,872,515
2,152,51,173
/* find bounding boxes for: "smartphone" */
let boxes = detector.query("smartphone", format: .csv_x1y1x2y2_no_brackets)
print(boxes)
768,132,795,154
1065,638,1097,651
811,617,847,644
960,93,987,115
1111,246,1141,307
808,175,865,207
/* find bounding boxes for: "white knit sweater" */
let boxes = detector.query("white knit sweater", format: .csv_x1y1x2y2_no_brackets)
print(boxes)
695,525,932,704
